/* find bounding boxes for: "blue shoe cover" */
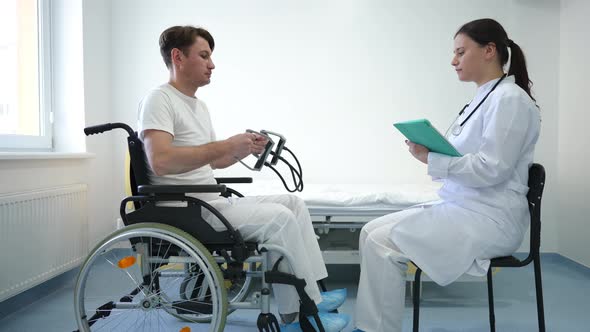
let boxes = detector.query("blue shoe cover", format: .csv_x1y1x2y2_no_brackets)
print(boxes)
351,329,365,332
317,288,347,312
280,312,350,332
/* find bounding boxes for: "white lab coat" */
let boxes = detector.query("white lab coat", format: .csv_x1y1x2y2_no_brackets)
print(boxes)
355,75,540,332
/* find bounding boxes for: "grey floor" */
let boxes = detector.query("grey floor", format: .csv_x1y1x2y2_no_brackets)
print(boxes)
0,253,589,332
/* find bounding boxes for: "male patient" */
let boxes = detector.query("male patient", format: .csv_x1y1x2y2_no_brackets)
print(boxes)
138,25,346,326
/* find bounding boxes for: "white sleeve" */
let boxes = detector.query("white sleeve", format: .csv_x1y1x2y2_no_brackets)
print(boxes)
137,90,175,139
427,94,533,188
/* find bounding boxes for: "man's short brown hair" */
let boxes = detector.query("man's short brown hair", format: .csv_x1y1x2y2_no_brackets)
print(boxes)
159,26,215,69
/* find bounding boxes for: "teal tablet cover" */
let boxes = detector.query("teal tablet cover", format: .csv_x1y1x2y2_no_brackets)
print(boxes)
393,119,462,157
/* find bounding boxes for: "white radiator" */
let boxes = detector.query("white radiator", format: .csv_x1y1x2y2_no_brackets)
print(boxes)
0,184,88,302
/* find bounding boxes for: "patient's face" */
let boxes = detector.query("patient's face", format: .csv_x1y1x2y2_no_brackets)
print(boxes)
179,36,215,88
451,33,487,84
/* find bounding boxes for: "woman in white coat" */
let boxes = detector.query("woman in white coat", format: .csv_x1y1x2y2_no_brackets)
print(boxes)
353,18,541,332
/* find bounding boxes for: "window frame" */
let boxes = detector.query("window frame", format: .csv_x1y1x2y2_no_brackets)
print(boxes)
0,0,53,152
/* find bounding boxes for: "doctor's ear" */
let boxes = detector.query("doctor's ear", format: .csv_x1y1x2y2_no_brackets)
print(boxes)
484,42,498,60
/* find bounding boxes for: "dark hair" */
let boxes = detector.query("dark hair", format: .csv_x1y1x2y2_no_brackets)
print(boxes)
159,26,215,69
456,18,535,102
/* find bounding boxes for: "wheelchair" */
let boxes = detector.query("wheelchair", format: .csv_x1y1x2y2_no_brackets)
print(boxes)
74,123,329,332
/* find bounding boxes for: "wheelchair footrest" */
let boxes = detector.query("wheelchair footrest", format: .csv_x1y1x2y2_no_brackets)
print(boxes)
264,271,324,331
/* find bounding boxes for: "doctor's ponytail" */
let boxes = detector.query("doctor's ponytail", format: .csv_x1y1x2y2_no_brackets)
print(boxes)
456,18,536,102
505,41,535,102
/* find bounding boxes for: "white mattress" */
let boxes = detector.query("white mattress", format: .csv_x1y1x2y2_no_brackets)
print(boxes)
229,181,441,216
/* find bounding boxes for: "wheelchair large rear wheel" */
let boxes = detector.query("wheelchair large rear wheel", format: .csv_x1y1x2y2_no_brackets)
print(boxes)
74,223,228,332
223,261,257,304
170,253,257,323
179,260,255,304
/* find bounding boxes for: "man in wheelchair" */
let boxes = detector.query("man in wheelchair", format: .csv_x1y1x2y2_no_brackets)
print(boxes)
75,25,348,332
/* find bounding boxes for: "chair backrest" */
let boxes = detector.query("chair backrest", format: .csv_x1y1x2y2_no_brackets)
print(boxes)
526,163,546,257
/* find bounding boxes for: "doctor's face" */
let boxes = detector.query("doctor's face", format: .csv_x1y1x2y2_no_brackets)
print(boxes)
451,33,487,83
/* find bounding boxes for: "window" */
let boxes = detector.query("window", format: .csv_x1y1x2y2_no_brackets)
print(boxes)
0,0,52,151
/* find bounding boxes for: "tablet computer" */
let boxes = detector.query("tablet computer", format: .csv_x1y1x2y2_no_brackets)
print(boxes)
393,119,462,157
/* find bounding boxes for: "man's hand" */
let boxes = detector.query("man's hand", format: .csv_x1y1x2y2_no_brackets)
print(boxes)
406,140,429,164
227,132,269,160
251,133,269,154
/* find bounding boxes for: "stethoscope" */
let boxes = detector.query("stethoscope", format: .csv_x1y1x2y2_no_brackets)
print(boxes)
446,74,507,137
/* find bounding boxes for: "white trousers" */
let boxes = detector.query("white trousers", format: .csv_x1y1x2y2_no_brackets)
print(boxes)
355,208,422,332
206,194,328,314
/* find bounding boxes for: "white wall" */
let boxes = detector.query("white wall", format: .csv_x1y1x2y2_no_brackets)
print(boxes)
108,0,561,252
52,0,85,153
0,0,119,251
557,0,590,266
3,0,584,288
81,0,121,245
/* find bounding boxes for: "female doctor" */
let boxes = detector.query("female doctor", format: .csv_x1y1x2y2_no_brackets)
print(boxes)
353,18,541,332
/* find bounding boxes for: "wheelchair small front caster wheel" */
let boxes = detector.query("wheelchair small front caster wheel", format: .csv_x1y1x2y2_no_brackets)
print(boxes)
257,312,280,332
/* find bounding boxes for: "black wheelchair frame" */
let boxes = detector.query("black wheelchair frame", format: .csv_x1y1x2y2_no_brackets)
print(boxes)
75,122,327,332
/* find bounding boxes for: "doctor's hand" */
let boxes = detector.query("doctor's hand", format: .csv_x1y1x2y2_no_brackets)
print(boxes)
406,140,429,164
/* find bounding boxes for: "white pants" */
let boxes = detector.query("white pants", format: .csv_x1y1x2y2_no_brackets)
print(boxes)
206,194,328,314
355,208,422,332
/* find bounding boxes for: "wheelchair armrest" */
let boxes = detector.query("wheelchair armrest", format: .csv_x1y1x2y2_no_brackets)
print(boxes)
138,184,227,194
215,177,253,184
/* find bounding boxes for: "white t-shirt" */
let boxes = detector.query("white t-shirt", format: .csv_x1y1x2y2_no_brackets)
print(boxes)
138,83,220,201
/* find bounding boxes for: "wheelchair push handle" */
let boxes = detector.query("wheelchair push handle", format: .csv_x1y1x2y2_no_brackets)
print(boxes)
84,123,135,137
